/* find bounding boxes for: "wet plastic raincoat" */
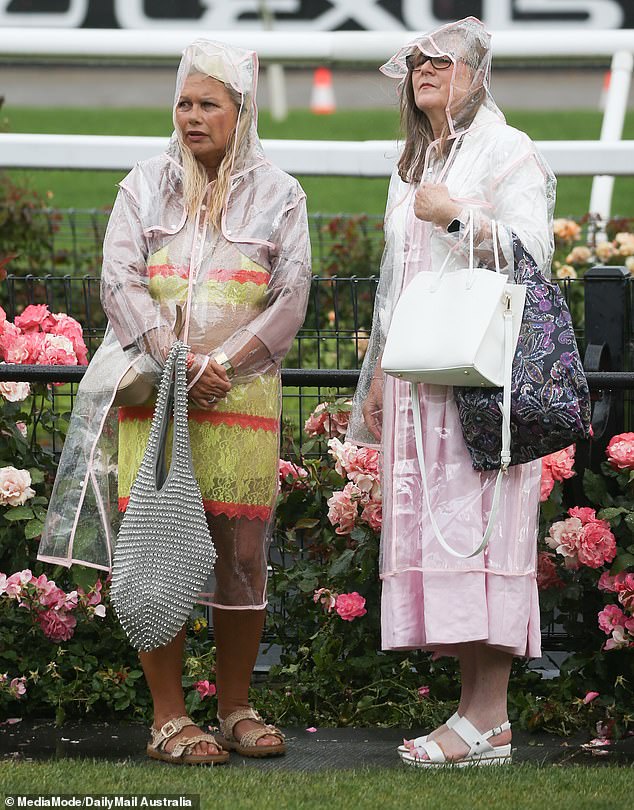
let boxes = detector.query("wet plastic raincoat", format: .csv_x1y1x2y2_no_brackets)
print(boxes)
347,18,555,656
38,40,312,609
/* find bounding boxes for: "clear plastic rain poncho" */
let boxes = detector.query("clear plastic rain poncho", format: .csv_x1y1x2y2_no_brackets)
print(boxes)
347,18,555,656
39,40,312,610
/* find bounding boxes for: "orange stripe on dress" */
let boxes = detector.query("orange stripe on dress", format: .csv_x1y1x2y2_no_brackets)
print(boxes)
147,265,270,286
118,496,271,521
119,406,277,432
148,263,188,279
213,268,270,285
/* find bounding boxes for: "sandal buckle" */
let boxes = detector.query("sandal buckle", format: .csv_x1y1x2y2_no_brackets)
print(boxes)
161,720,178,738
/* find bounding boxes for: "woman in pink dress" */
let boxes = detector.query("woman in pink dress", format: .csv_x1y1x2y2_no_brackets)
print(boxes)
347,17,555,766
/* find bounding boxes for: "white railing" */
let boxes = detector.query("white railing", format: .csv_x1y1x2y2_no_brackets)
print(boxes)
2,133,634,178
1,27,634,60
1,29,633,218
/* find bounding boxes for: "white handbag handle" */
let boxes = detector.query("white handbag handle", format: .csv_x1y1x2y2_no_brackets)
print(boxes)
432,210,475,291
411,218,513,559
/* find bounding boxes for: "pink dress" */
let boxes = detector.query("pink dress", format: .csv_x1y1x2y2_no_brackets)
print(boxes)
379,205,542,658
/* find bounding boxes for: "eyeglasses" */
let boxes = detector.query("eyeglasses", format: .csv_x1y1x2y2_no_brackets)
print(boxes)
405,52,454,72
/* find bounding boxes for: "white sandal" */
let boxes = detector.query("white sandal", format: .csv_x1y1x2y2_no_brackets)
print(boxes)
400,716,512,768
397,711,461,757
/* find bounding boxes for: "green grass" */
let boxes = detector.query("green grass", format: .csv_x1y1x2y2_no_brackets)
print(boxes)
1,761,633,810
4,107,634,217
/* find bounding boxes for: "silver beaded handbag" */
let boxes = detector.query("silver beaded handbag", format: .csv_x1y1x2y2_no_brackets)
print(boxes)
111,341,216,652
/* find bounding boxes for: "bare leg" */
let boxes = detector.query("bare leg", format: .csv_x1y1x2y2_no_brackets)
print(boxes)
426,643,475,741
422,641,513,760
214,606,279,746
139,627,220,755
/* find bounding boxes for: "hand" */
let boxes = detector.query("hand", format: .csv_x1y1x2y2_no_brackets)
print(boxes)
362,377,384,442
188,355,232,410
413,183,461,228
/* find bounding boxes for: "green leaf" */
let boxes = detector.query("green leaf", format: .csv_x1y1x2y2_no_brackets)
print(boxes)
329,548,356,577
611,553,634,574
597,507,628,520
3,506,34,521
295,518,320,529
625,515,634,536
72,566,101,592
28,468,45,484
33,506,48,521
24,518,44,539
583,469,608,506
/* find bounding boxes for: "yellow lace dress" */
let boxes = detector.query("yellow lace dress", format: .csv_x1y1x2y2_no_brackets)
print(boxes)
117,234,280,526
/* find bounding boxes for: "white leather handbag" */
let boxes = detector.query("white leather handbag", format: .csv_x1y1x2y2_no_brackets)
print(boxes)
381,218,526,559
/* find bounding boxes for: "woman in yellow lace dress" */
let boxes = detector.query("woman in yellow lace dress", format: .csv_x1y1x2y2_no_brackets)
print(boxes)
39,40,311,764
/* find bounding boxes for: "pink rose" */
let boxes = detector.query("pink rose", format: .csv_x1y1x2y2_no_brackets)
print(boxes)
278,459,309,485
545,517,584,565
15,422,28,439
304,401,351,438
14,304,54,332
327,438,360,478
577,521,617,569
49,313,88,365
616,575,634,612
1,569,32,599
37,334,77,366
606,432,634,470
540,467,555,502
93,604,106,618
568,506,598,525
542,445,576,482
194,680,217,699
598,571,618,592
0,376,31,402
0,322,21,362
360,499,382,532
9,677,26,698
313,587,337,612
604,626,632,651
36,608,77,642
583,691,600,704
327,483,359,535
79,579,103,607
0,306,6,328
0,467,36,507
31,575,66,609
536,552,565,590
335,591,367,621
598,604,627,635
417,685,430,699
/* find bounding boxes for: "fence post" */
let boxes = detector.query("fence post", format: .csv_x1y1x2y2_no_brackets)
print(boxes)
583,265,630,466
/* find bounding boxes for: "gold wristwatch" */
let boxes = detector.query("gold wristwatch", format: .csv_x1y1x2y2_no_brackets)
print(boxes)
213,351,235,379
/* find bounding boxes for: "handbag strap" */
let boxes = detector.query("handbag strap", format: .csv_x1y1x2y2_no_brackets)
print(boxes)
433,210,475,290
145,340,192,491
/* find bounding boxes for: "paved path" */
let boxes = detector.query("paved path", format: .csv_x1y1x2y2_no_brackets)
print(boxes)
1,721,632,769
2,66,633,110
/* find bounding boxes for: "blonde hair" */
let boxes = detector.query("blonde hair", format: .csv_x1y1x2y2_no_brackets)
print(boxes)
178,83,250,227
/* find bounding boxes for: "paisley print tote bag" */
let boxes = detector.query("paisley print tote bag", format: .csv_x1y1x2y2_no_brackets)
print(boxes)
454,236,592,471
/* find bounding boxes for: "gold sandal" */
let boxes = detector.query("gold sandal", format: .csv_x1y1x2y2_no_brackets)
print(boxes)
147,715,230,765
216,707,286,758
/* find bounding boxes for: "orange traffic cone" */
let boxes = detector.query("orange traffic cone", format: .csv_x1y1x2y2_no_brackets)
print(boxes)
599,70,611,111
310,67,336,114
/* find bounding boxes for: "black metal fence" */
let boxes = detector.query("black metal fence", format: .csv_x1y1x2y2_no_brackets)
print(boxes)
4,208,386,279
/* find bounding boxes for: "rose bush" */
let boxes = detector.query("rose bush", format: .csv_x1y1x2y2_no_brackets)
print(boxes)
2,384,634,738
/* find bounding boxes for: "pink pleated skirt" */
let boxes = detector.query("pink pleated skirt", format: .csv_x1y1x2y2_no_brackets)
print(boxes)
379,377,542,658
